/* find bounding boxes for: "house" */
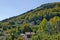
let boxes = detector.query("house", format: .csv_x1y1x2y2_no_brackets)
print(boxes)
25,32,35,38
20,32,35,40
21,32,35,38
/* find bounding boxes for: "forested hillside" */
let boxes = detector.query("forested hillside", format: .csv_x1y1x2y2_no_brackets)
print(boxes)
0,2,60,40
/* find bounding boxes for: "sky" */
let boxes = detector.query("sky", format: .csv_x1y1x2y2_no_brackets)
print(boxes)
0,0,60,20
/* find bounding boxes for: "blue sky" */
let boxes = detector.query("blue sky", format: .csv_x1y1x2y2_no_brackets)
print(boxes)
0,0,60,20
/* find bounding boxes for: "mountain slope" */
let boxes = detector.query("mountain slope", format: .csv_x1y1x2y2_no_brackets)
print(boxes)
1,2,60,22
0,2,60,40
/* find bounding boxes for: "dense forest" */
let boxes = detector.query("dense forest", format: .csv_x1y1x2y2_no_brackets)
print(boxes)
0,2,60,40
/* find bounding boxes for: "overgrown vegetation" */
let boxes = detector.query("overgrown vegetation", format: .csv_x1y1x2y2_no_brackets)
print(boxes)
0,2,60,40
